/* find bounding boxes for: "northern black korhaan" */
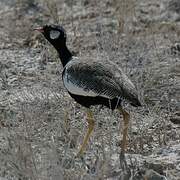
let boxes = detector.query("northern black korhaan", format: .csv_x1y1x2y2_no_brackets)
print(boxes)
34,25,141,156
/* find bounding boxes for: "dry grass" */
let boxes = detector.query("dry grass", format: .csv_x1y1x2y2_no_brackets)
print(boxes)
0,0,179,179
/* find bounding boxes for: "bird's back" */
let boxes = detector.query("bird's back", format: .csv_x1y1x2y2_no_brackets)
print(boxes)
62,57,141,107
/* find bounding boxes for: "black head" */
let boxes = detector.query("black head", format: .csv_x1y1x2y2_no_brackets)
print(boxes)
35,25,72,66
34,25,67,49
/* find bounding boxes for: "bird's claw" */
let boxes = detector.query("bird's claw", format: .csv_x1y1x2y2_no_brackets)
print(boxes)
120,151,128,170
75,149,84,159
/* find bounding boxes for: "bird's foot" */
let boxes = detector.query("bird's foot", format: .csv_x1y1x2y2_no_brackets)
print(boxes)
120,150,128,170
75,146,87,159
76,150,84,158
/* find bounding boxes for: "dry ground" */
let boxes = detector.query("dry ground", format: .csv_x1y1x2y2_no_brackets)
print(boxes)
0,0,180,179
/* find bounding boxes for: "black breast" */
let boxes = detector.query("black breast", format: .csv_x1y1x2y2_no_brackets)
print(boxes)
69,93,122,110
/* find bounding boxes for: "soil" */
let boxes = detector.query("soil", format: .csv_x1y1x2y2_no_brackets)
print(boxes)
0,0,180,179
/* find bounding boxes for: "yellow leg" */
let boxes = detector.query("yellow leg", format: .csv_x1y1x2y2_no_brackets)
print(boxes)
118,107,130,153
77,109,95,156
143,176,148,180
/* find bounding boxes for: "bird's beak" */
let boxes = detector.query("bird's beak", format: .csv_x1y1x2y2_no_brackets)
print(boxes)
34,27,44,32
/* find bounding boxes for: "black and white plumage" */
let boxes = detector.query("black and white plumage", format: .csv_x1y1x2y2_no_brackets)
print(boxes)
62,57,141,109
35,25,141,156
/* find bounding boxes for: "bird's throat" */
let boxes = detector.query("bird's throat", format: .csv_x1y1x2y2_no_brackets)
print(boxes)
57,45,72,67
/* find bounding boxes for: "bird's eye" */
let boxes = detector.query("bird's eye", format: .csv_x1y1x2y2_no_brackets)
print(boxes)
50,30,61,39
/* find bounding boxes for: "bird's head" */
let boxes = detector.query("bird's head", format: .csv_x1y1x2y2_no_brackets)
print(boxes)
34,25,66,48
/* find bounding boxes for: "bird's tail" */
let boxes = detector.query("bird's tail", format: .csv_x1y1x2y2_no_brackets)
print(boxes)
130,98,142,107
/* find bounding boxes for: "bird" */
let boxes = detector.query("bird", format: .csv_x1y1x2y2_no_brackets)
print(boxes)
34,25,141,156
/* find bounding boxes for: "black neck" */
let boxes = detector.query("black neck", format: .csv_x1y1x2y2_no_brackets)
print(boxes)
56,45,72,67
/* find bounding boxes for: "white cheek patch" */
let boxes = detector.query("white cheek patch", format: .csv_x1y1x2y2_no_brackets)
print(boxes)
50,30,60,39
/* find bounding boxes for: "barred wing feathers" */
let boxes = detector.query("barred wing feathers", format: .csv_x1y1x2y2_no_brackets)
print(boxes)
63,59,140,106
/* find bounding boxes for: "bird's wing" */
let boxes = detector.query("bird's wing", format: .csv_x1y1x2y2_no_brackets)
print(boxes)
103,60,141,106
62,59,139,105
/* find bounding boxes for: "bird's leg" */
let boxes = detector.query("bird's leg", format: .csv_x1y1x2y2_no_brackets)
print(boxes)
143,176,148,180
118,107,130,169
118,107,130,153
77,109,95,156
